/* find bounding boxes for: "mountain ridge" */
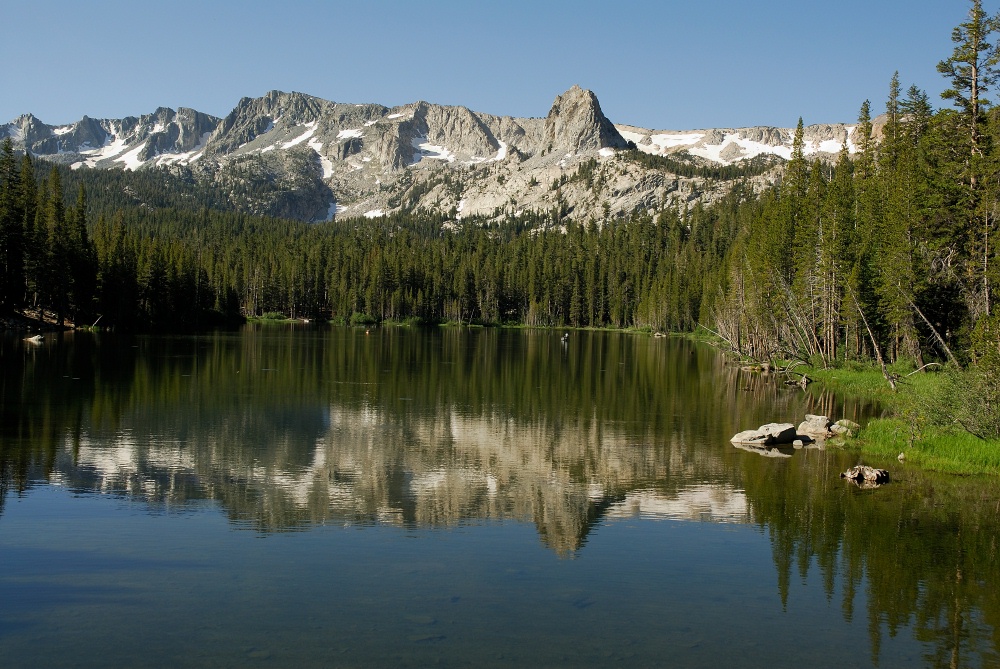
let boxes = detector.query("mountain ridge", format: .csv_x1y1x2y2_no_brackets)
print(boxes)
3,86,862,223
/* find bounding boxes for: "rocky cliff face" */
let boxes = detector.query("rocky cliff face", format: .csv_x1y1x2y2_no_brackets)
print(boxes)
3,87,862,224
542,84,628,153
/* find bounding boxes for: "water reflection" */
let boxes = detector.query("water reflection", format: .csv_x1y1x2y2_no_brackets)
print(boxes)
0,327,863,547
2,326,1000,665
606,484,750,523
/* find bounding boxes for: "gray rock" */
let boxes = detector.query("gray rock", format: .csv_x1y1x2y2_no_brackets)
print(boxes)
797,414,833,439
719,142,746,161
739,126,785,146
731,422,797,445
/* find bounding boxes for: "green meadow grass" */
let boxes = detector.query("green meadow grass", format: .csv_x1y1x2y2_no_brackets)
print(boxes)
807,362,1000,475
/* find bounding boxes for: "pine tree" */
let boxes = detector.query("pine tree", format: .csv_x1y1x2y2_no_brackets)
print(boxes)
18,155,38,312
68,184,97,323
821,143,855,361
848,101,880,360
0,137,24,314
783,118,809,289
876,73,921,361
937,0,1000,169
44,168,71,325
937,0,1000,318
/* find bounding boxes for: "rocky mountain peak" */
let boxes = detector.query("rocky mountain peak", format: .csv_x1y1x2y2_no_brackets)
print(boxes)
2,87,865,225
543,85,627,153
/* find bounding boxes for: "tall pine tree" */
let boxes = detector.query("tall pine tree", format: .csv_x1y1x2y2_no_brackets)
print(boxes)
937,0,1000,318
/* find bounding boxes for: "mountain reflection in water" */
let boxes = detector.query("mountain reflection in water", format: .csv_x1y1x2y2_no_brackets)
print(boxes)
1,326,855,553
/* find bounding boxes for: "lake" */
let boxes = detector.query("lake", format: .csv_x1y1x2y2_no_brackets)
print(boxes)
2,326,999,668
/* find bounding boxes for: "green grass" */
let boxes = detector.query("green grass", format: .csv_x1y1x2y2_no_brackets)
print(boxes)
853,418,1000,475
806,361,940,406
247,312,296,323
802,361,1000,476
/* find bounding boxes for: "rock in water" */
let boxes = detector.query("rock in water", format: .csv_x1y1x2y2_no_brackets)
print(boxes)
730,423,797,445
840,465,890,488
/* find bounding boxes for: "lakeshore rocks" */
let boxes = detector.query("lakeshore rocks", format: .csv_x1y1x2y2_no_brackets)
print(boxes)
731,415,861,453
733,417,890,484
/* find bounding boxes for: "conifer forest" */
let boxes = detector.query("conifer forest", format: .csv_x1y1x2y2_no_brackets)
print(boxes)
1,2,998,435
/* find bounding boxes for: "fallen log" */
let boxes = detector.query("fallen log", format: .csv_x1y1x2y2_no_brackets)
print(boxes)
840,465,890,487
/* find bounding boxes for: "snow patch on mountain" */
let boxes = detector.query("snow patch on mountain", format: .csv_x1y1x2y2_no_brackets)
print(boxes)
686,134,794,162
411,137,456,163
617,124,857,166
494,140,508,162
116,142,148,170
308,137,334,178
73,128,130,168
618,129,705,153
282,122,317,149
153,131,213,167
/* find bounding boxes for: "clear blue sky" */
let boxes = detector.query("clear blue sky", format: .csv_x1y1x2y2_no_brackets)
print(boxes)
0,0,990,130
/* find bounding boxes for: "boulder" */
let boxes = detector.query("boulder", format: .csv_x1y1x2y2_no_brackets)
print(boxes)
731,423,797,445
797,414,833,439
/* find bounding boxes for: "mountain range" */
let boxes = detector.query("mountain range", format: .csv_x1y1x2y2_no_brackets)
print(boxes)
2,86,864,223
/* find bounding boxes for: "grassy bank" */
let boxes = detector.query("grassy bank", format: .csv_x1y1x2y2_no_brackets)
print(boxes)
806,363,1000,476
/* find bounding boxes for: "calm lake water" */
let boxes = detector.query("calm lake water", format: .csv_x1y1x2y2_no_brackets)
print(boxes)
2,326,999,668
